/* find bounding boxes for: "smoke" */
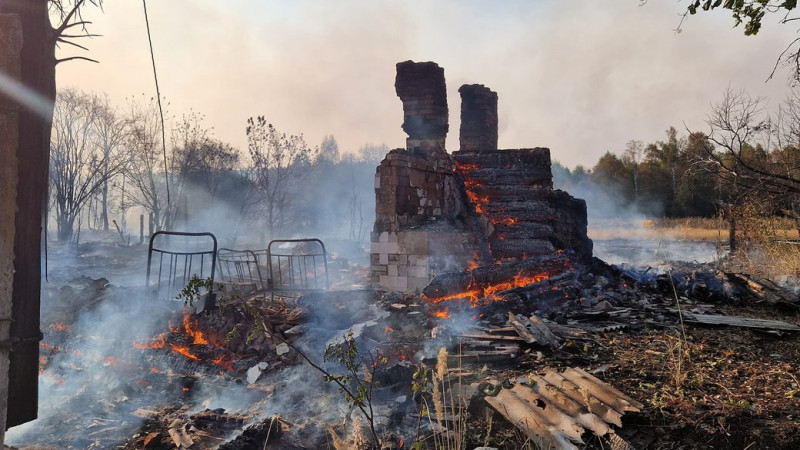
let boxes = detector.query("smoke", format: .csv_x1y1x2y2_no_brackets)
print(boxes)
58,1,797,167
552,163,721,267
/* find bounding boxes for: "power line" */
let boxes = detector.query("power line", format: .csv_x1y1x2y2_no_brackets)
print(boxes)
142,0,170,205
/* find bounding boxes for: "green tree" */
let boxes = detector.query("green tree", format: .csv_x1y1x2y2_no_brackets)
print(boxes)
680,0,800,81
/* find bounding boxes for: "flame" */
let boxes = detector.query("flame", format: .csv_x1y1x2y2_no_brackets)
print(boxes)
495,217,517,225
385,326,394,335
211,354,234,371
135,332,167,349
138,312,235,371
183,314,209,345
38,357,47,374
454,162,480,171
427,271,551,306
181,386,191,392
103,356,116,367
170,344,200,361
52,322,67,331
467,252,480,271
465,189,489,214
433,308,450,319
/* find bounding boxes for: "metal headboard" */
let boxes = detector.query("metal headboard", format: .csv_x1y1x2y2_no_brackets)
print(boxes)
216,248,267,292
146,231,218,299
267,238,329,292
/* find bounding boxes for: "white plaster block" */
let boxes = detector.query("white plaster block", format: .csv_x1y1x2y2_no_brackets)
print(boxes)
379,253,388,265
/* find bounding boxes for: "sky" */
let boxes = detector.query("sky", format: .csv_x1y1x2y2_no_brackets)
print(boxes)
56,0,800,169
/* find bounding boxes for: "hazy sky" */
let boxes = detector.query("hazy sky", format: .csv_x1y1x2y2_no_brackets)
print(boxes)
57,1,798,168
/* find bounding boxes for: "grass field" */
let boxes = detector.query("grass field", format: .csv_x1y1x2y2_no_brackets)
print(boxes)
589,216,800,279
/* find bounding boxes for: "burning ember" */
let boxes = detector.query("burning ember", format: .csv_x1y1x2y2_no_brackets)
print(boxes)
134,312,236,371
426,271,551,305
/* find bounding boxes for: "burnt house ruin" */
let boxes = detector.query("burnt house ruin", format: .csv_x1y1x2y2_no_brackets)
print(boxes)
370,60,592,292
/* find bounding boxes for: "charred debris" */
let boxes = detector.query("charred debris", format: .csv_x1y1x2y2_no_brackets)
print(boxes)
19,61,800,450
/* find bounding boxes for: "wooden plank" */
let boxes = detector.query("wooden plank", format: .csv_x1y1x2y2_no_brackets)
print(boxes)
684,313,800,331
460,333,525,342
507,312,537,344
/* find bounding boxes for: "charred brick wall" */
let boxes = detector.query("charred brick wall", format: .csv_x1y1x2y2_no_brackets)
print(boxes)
371,61,592,292
453,147,592,262
395,61,449,158
459,84,498,151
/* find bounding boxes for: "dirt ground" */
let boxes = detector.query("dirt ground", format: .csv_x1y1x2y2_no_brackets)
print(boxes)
480,310,800,449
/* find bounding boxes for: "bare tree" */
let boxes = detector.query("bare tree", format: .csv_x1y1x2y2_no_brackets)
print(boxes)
622,139,645,202
49,88,128,241
171,112,240,199
246,116,318,238
94,94,129,231
123,95,176,232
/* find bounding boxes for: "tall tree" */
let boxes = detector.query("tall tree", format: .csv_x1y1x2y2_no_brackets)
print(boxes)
246,116,318,238
94,94,128,231
0,0,102,429
622,139,645,203
123,95,176,232
320,134,340,163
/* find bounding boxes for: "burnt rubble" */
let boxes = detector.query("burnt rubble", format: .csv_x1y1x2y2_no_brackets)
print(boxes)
371,60,592,293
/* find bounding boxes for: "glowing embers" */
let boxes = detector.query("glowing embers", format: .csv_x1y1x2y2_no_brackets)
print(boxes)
134,311,236,371
424,271,551,306
422,253,572,309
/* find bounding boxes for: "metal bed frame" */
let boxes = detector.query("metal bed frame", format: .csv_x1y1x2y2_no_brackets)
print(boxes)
146,231,218,300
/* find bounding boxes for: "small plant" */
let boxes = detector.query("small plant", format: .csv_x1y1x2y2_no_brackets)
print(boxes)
176,274,223,307
412,347,467,450
292,330,386,448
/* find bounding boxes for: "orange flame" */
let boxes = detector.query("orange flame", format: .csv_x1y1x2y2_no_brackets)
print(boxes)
433,308,450,319
467,252,480,271
183,314,209,345
494,217,517,225
52,322,67,331
135,332,167,349
170,344,200,361
428,271,550,306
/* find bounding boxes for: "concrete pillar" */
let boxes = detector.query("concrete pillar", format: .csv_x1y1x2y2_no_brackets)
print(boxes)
0,13,23,443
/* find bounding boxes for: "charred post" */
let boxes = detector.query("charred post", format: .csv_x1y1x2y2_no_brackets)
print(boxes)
0,13,22,439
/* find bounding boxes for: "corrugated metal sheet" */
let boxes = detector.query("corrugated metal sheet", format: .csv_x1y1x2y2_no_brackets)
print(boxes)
484,367,643,450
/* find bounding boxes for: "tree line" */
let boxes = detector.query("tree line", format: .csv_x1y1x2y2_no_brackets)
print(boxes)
555,88,800,245
48,88,389,245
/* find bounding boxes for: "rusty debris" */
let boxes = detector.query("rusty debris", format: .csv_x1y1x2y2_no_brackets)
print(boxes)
483,367,643,450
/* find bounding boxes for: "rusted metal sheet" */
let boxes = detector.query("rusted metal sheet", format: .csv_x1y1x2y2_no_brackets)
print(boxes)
484,367,642,450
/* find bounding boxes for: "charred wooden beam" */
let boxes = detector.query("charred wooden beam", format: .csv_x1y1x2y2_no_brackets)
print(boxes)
422,253,571,300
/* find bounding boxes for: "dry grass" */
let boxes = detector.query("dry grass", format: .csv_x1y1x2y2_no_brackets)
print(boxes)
590,216,800,241
590,216,800,278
